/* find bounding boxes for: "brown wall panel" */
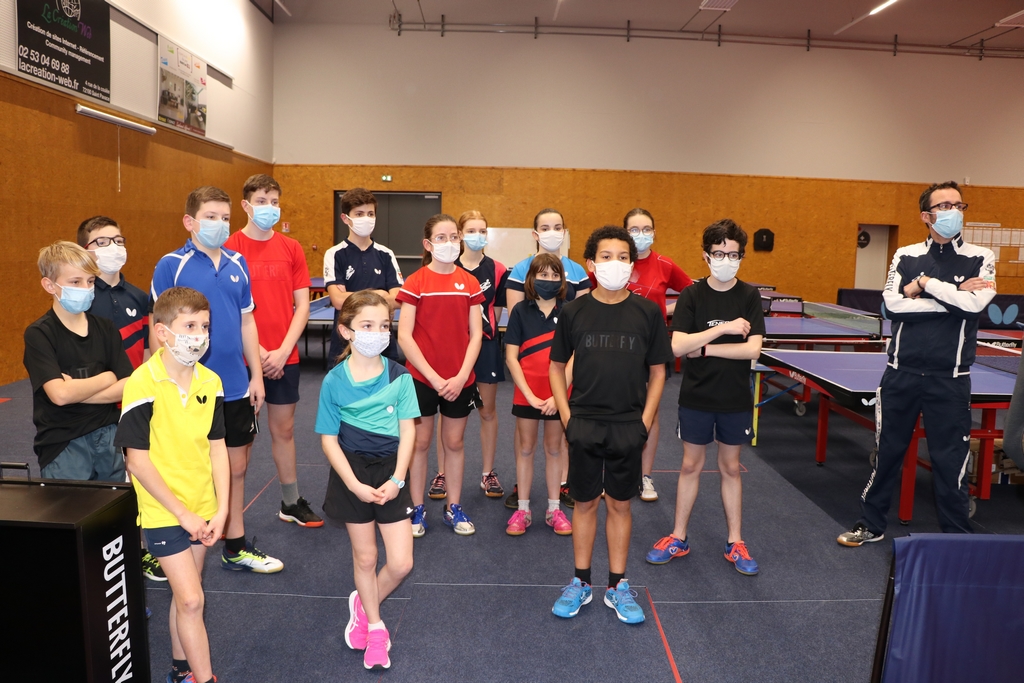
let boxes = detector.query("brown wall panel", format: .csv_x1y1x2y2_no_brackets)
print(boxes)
0,72,271,385
276,164,1024,304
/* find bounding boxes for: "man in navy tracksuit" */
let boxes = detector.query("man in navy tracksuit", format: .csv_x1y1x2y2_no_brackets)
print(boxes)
838,181,996,546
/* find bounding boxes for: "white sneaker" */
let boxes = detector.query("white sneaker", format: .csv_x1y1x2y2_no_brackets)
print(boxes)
640,475,658,502
221,541,284,573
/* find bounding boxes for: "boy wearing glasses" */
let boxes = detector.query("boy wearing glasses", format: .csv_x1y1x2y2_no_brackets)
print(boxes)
645,219,764,575
838,181,996,546
78,217,149,368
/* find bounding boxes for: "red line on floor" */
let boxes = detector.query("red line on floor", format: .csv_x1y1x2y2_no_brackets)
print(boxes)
646,586,683,683
0,398,10,403
243,474,279,514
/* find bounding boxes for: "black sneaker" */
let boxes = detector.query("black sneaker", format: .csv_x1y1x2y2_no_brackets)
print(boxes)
481,470,504,497
504,484,519,509
141,550,167,582
279,497,325,528
560,484,576,509
837,523,884,547
428,472,447,500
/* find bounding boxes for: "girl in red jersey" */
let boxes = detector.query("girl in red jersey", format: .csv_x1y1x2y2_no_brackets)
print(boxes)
623,208,693,503
396,214,484,537
503,253,573,536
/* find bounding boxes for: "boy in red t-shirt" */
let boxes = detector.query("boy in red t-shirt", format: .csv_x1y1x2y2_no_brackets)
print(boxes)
224,174,321,528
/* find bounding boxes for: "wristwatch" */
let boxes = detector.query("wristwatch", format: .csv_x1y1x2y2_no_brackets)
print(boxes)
388,476,406,489
700,345,707,357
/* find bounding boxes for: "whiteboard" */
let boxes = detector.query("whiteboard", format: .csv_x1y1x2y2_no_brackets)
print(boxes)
485,227,571,270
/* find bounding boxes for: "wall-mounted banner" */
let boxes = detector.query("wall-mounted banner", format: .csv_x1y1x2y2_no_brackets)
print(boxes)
158,36,208,136
16,0,111,102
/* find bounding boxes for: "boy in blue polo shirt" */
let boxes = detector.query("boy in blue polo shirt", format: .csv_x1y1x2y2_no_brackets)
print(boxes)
150,186,282,574
322,188,403,366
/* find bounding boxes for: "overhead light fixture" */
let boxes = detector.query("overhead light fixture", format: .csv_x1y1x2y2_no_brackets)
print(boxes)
835,0,900,36
996,9,1024,27
699,0,739,10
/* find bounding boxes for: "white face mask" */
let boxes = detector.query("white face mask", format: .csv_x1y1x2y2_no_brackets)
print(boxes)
706,255,741,283
94,244,127,275
349,330,391,358
164,332,209,367
348,215,376,237
431,241,461,264
536,230,565,252
592,260,632,291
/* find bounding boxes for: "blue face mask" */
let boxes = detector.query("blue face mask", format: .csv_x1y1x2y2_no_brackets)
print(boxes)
931,209,963,239
194,219,230,249
533,279,563,300
251,205,280,231
463,233,487,251
56,284,95,314
632,233,654,253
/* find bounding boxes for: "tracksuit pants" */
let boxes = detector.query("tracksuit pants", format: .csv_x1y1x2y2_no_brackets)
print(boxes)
858,367,973,535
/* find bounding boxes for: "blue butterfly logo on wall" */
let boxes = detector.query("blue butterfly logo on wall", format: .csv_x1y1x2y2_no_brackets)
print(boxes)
988,304,1019,326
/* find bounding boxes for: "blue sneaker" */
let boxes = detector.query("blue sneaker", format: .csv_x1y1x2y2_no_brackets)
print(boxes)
646,535,690,565
411,504,427,538
443,503,476,536
552,577,592,618
724,541,759,575
604,579,645,624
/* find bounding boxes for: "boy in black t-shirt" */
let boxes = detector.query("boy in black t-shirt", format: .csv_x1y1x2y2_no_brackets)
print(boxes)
549,226,673,625
23,241,133,481
645,219,765,575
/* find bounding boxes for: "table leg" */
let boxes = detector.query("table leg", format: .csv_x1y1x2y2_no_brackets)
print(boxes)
816,395,830,465
978,409,996,501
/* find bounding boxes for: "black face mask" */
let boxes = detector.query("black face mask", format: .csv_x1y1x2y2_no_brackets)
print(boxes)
533,279,563,300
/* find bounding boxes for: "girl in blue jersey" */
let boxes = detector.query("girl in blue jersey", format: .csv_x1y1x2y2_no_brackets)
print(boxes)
503,254,573,536
316,290,419,671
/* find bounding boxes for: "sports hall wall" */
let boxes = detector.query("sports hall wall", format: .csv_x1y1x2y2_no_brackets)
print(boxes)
0,71,271,386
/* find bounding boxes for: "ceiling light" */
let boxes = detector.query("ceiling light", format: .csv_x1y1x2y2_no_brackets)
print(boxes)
834,0,900,36
996,9,1024,27
699,0,739,11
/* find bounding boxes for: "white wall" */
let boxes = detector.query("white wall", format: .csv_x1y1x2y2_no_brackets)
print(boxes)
0,0,273,160
273,24,1024,186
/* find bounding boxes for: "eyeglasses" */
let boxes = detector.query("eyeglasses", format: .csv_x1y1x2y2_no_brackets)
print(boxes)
88,236,126,247
430,234,461,244
708,251,743,262
627,227,655,236
928,202,968,212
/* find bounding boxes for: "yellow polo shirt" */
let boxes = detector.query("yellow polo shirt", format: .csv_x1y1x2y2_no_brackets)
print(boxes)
114,348,225,529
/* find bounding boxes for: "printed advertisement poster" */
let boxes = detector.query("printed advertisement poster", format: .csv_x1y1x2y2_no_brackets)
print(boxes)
16,0,111,102
158,36,207,136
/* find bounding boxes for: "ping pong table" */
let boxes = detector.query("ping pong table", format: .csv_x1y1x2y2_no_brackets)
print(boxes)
757,348,1017,523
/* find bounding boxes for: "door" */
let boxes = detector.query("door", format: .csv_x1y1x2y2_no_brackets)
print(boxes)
854,224,892,290
334,191,442,280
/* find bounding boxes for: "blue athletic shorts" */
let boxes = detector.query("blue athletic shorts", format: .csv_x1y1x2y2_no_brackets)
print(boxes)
265,364,300,405
144,524,203,557
677,406,753,446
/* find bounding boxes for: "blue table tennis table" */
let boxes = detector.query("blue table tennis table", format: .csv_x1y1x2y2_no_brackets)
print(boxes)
756,349,1017,523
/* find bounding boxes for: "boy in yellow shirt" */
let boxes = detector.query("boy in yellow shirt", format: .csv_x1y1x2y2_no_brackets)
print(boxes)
115,287,229,683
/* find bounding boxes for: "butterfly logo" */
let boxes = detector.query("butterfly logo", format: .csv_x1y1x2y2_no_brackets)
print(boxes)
386,405,394,413
346,266,355,280
126,308,137,317
553,317,558,324
861,397,878,406
454,282,465,290
988,303,1018,325
407,507,414,515
374,268,381,274
230,275,239,283
196,395,207,404
954,275,965,283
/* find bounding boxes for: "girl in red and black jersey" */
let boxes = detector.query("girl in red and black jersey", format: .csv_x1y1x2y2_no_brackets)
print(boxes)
503,253,572,537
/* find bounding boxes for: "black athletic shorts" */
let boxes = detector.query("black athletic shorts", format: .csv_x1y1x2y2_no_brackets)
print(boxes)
473,336,505,384
264,364,300,405
565,416,648,502
323,451,414,525
223,397,257,448
413,378,479,419
511,404,561,421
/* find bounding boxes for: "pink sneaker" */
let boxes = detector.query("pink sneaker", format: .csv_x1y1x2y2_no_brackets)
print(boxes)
506,509,532,536
546,509,573,536
344,590,368,650
363,627,392,670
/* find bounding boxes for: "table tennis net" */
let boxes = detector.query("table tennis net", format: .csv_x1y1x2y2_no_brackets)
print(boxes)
802,302,882,337
975,344,1022,375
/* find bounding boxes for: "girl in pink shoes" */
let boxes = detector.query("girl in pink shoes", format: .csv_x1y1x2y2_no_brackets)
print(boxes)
397,214,485,536
316,291,419,670
503,253,573,536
